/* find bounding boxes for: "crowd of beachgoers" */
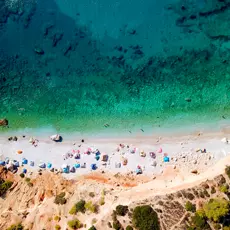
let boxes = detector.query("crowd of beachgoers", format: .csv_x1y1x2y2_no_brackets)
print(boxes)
0,132,229,179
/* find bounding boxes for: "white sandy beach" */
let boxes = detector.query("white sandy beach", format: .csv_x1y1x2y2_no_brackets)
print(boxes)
0,129,230,179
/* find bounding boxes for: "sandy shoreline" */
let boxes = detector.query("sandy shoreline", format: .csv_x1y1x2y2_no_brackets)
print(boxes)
0,127,230,180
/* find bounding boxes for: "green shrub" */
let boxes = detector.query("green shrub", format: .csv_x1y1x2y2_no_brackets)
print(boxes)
204,198,230,222
99,196,105,206
220,185,229,193
225,166,230,179
25,178,30,183
85,201,97,213
213,223,221,230
223,227,230,230
112,220,122,230
88,226,96,230
126,226,133,230
69,200,86,215
0,180,13,196
185,201,196,213
67,219,82,229
132,205,159,230
55,225,61,230
54,216,61,221
19,173,25,178
89,192,95,197
116,205,129,216
54,192,66,205
211,186,216,194
6,223,24,230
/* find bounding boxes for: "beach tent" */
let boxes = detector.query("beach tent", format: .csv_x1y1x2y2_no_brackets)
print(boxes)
74,153,81,159
91,164,97,170
22,158,28,164
62,164,69,173
102,154,108,162
39,162,46,168
95,155,100,161
5,158,9,164
74,163,81,168
0,161,5,166
149,152,156,159
13,160,19,167
47,163,52,169
22,168,27,174
164,156,170,162
115,162,121,168
70,166,76,173
30,161,34,167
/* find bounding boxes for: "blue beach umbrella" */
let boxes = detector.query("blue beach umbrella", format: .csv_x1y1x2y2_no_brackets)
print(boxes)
91,164,97,170
22,168,27,174
74,163,81,168
0,161,5,166
163,156,170,162
95,155,100,161
47,163,52,169
22,158,28,164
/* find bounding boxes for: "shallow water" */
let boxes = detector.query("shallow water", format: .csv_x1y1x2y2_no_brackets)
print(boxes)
0,0,230,134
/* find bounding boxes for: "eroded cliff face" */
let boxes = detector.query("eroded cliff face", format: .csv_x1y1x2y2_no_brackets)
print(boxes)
1,166,230,230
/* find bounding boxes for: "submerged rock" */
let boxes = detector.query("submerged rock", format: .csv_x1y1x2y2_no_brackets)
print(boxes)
0,119,8,126
34,47,44,55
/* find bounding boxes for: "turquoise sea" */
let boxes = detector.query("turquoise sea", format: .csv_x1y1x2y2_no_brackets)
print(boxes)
0,0,230,135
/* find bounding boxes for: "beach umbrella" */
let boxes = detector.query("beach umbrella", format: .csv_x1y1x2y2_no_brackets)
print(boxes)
0,161,5,166
17,150,23,154
30,161,34,167
157,147,163,153
140,150,146,157
95,150,101,156
22,158,28,164
149,152,156,159
91,164,97,170
163,156,170,162
74,163,80,168
95,155,100,161
22,168,27,174
47,163,52,169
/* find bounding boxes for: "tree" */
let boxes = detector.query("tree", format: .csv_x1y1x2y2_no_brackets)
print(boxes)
191,213,210,230
6,224,24,230
204,199,230,222
88,226,96,230
69,200,86,215
67,219,82,229
116,205,129,216
185,201,196,212
54,192,66,205
225,166,230,179
132,205,159,230
126,226,133,230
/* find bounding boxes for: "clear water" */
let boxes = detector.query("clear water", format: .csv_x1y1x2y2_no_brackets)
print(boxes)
0,0,230,134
